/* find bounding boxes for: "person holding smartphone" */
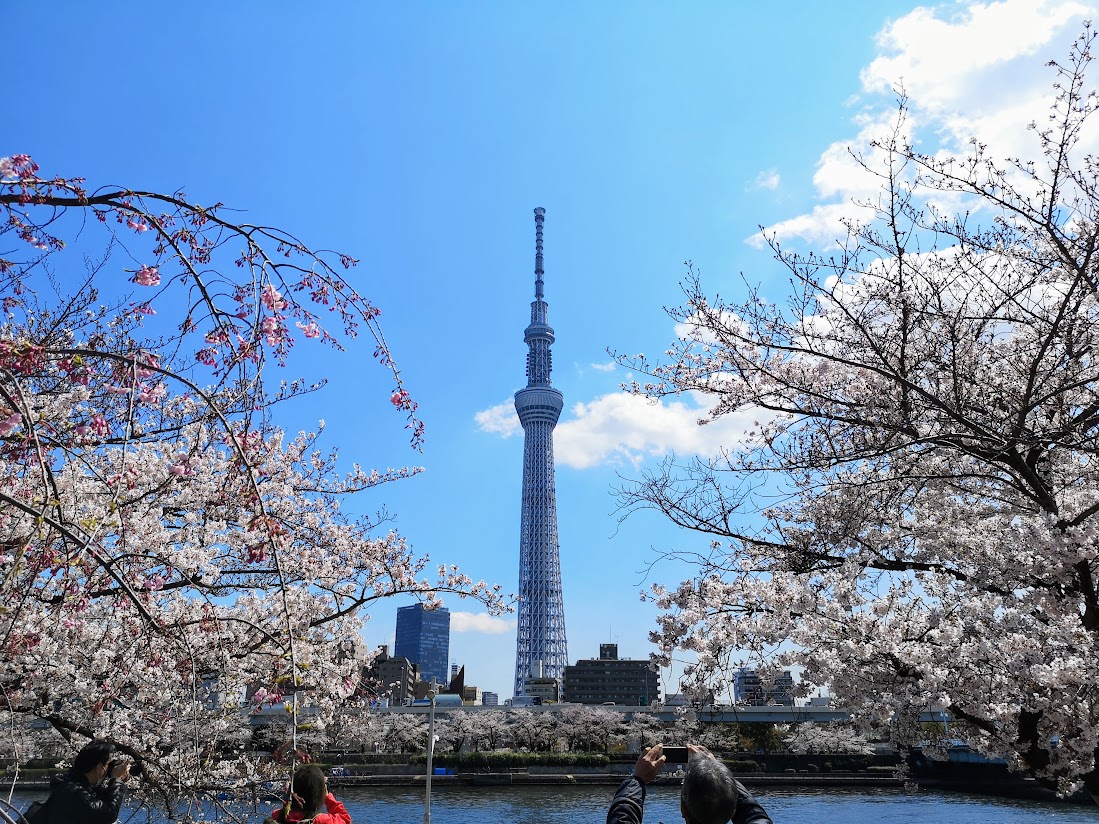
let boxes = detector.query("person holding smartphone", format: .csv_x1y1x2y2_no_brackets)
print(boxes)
606,743,772,824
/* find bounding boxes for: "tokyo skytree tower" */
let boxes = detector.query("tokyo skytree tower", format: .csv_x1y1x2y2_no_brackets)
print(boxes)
512,207,568,697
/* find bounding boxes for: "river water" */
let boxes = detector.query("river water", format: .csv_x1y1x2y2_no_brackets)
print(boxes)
8,784,1099,822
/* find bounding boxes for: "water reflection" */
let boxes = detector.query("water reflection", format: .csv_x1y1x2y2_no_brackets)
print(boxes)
338,784,1099,824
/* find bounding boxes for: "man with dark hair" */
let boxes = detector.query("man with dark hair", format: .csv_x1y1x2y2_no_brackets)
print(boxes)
607,743,772,824
36,739,131,823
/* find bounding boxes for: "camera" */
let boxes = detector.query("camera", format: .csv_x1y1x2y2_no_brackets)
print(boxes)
663,746,689,764
108,759,142,778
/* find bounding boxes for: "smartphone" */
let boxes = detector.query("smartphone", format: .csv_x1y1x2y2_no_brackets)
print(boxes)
663,746,688,763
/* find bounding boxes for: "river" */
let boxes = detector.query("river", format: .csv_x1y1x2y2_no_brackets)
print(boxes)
7,784,1099,822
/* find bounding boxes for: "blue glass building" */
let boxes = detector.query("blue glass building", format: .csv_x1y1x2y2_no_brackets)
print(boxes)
394,604,450,687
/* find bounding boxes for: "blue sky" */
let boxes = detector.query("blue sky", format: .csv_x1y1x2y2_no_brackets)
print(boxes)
10,1,1094,699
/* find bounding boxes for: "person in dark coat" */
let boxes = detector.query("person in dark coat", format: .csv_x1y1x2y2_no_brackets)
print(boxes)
607,743,772,824
38,739,130,823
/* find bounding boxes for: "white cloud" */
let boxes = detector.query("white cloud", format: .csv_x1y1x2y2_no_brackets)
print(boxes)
750,169,781,191
590,361,617,372
862,0,1089,111
750,203,873,250
476,388,759,470
473,399,520,438
451,612,515,634
761,0,1096,248
674,309,751,344
863,0,1091,160
555,391,757,470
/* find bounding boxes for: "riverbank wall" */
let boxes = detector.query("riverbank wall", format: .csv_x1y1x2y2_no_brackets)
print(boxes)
327,770,903,789
8,757,1088,805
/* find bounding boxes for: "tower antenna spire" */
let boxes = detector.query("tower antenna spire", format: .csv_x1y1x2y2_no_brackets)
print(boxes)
534,206,545,299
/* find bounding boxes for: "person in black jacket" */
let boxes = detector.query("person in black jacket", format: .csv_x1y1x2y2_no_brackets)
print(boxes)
39,740,131,823
607,743,772,824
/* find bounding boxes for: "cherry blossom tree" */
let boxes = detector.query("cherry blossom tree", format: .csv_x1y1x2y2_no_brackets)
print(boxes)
508,710,558,752
0,156,505,812
586,708,624,754
380,713,427,754
695,721,743,754
322,702,387,754
784,723,874,756
557,706,596,752
623,711,666,752
437,710,483,753
556,706,622,753
616,30,1099,801
473,710,510,751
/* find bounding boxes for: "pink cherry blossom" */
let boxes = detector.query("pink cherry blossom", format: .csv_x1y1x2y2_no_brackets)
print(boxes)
615,34,1099,801
0,413,21,436
260,284,288,311
260,315,285,346
135,382,166,403
0,150,451,805
132,264,160,286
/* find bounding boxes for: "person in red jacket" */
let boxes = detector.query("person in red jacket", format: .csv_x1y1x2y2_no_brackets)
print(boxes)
266,765,351,824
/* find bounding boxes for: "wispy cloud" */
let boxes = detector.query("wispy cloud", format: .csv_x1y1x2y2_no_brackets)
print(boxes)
590,361,617,373
451,612,515,634
749,169,780,191
473,399,521,438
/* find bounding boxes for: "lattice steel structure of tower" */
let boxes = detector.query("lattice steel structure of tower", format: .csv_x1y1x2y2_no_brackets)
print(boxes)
512,207,569,698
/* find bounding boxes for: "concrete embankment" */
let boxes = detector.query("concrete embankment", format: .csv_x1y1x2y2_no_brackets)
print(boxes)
5,773,900,793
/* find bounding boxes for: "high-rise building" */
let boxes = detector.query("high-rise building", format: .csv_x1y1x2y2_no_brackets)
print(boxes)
460,685,482,705
394,604,450,687
525,677,560,704
733,667,795,706
513,208,569,697
562,644,660,706
360,645,417,706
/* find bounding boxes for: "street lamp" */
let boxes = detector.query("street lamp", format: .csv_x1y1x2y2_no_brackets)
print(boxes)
423,691,437,824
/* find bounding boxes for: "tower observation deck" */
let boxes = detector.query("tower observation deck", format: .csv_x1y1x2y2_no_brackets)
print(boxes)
513,207,568,697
